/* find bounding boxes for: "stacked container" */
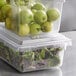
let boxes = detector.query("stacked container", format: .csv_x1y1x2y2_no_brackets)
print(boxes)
0,30,71,72
0,0,72,72
5,0,65,37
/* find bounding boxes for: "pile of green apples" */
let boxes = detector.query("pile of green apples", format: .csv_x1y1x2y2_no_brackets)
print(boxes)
0,0,60,37
0,0,11,22
17,3,60,36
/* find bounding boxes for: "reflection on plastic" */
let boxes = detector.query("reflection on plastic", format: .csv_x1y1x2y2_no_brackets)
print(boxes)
29,68,62,76
0,68,62,76
0,22,5,27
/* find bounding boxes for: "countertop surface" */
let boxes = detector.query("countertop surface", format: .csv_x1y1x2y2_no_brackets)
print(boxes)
0,31,76,76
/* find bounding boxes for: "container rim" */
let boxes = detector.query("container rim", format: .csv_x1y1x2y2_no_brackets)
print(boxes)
0,27,69,45
10,0,66,3
48,0,66,3
55,0,66,2
0,33,72,52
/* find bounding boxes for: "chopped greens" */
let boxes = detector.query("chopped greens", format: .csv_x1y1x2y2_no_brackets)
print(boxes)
0,42,63,72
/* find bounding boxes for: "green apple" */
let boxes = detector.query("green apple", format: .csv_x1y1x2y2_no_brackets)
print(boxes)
31,9,37,14
5,17,12,30
18,24,30,36
41,21,53,32
30,22,41,35
23,0,32,5
1,4,11,19
7,8,12,18
15,0,32,6
34,10,47,24
9,18,18,32
7,7,20,32
0,10,4,22
15,0,25,6
6,0,10,3
31,3,46,10
0,0,6,9
47,8,60,22
19,8,33,24
0,11,2,21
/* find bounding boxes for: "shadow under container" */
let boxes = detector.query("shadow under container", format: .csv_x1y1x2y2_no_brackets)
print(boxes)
0,33,71,72
5,0,65,37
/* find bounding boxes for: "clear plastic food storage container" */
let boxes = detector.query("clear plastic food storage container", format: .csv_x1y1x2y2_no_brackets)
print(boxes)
0,32,71,72
5,0,65,37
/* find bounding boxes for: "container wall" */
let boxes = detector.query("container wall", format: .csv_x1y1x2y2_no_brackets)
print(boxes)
0,41,66,72
5,0,64,37
37,0,64,33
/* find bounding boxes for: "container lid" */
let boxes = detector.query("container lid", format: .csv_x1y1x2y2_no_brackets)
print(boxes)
0,27,72,52
0,26,70,45
55,0,65,2
10,0,66,4
46,0,65,3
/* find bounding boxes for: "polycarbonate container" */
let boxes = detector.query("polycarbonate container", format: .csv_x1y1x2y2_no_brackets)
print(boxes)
0,22,68,45
5,0,65,37
0,32,71,72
